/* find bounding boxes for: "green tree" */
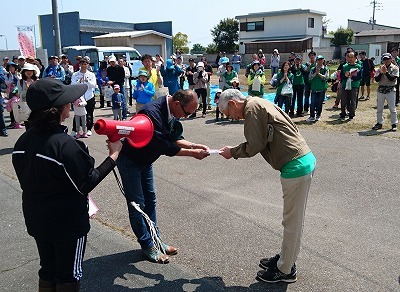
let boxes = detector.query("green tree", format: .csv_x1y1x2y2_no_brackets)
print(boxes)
205,43,218,54
211,18,239,53
173,32,189,52
331,27,354,47
191,43,206,54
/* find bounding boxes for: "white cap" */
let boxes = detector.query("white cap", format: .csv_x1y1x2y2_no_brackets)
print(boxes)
109,56,117,62
197,61,204,68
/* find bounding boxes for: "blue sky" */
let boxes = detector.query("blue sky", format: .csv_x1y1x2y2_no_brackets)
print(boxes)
1,0,399,51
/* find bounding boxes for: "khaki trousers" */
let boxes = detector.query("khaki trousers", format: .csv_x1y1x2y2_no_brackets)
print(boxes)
277,170,314,274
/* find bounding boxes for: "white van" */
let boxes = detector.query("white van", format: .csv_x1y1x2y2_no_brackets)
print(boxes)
62,46,143,77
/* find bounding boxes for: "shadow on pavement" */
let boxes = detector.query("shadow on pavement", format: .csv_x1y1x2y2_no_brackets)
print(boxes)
81,250,289,291
358,129,392,136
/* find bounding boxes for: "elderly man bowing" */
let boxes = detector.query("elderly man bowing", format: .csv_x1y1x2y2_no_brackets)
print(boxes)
218,89,316,284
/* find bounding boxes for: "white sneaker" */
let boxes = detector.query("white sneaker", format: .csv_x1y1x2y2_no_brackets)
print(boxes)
316,116,321,121
70,131,77,137
87,130,92,136
306,117,315,122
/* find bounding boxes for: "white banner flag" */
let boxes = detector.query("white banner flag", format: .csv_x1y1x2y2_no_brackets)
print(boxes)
16,25,36,57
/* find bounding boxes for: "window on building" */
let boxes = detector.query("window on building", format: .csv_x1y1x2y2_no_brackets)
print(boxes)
308,18,315,28
240,21,264,32
375,48,380,56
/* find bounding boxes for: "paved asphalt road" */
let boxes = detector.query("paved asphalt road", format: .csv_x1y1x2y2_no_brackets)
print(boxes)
1,106,400,292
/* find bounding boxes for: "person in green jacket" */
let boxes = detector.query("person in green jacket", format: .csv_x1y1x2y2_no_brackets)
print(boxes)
221,62,238,91
339,51,362,121
275,61,294,114
248,61,266,97
289,55,306,117
306,55,329,122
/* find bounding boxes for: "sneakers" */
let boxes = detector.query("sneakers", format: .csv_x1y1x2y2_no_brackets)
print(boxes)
365,96,370,100
306,117,315,123
14,123,24,129
339,116,346,122
259,254,280,270
207,105,212,110
81,133,89,138
143,246,169,264
70,131,77,137
372,123,382,130
87,130,92,136
315,116,321,121
392,124,397,131
257,265,297,284
201,114,206,118
359,95,365,100
75,133,81,139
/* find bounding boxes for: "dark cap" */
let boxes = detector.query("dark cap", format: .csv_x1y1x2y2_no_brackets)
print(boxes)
188,58,194,62
48,55,59,60
27,79,88,111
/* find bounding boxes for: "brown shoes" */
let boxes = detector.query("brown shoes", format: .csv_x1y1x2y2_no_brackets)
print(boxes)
162,243,178,255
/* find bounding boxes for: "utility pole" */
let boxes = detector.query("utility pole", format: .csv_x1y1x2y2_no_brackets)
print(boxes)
370,0,382,30
51,0,61,56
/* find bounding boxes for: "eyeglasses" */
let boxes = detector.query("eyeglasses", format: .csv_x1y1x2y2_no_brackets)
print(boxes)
178,100,192,117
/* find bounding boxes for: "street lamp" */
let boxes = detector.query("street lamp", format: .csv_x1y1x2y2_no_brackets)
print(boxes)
0,35,8,50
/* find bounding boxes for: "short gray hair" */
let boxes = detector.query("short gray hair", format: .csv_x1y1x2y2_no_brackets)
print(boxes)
218,89,246,111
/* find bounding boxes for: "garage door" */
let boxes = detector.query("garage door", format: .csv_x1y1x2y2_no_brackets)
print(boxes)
134,45,162,57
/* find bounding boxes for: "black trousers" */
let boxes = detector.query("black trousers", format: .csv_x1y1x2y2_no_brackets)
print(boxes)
195,88,207,115
290,84,305,115
35,236,87,283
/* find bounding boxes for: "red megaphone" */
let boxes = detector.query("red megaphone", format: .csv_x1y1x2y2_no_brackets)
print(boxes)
93,114,154,148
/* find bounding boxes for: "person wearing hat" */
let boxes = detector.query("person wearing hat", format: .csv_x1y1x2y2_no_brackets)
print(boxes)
111,84,124,121
371,53,399,131
248,60,266,97
107,55,126,99
339,51,362,121
59,54,74,85
3,62,19,130
217,57,229,90
217,88,316,284
43,55,66,82
17,55,26,72
73,55,82,72
306,55,329,122
160,58,182,96
2,56,9,69
231,50,242,74
222,62,238,91
133,69,155,112
0,64,6,136
201,57,213,109
71,58,97,137
185,58,197,90
14,63,39,128
12,78,122,292
25,55,42,77
270,49,280,77
193,61,209,117
289,55,307,117
231,77,240,90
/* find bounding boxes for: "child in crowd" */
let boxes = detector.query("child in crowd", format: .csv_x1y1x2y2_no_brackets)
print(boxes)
73,96,88,138
214,89,224,121
111,84,124,120
133,70,155,113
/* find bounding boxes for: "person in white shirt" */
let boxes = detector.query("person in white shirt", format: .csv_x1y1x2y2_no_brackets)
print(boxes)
119,58,131,117
70,58,97,137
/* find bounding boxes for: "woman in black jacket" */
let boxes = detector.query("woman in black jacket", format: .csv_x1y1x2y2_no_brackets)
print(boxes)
12,78,122,292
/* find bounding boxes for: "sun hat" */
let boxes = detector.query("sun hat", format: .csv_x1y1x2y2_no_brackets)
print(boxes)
220,57,229,64
26,78,87,111
6,62,18,71
316,55,325,60
231,77,239,84
21,63,37,73
196,61,204,68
